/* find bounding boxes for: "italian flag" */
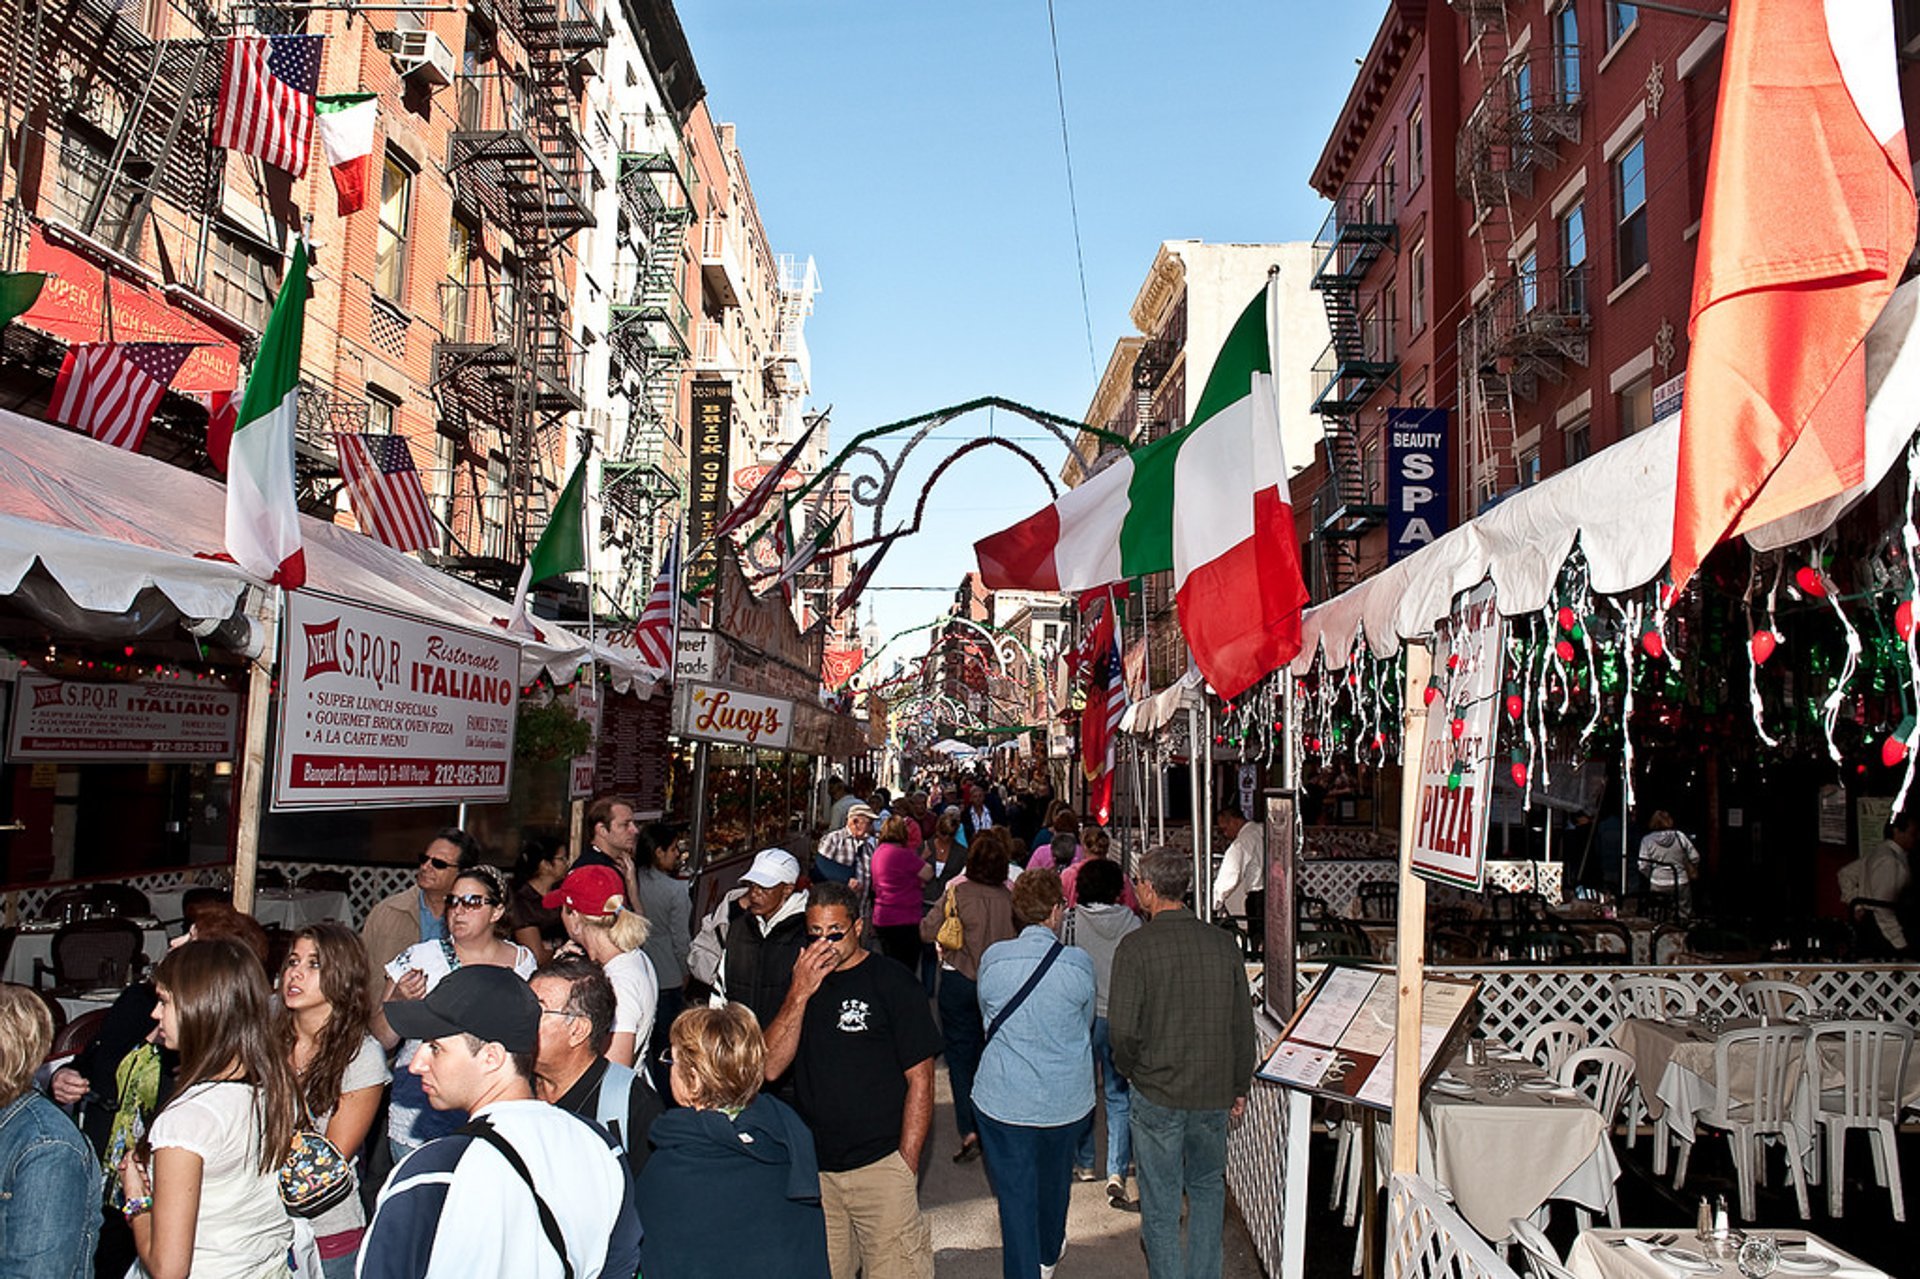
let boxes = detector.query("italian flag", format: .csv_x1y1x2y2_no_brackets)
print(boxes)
224,239,309,590
975,277,1308,699
315,94,378,216
506,455,588,636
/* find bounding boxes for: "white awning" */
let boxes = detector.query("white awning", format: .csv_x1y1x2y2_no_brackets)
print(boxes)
0,409,659,694
1121,667,1203,735
1297,277,1920,672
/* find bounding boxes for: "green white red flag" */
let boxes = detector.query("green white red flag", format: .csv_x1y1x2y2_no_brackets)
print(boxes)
224,239,309,590
975,277,1308,698
315,94,378,215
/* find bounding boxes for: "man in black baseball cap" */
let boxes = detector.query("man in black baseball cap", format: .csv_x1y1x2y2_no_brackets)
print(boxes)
359,967,644,1279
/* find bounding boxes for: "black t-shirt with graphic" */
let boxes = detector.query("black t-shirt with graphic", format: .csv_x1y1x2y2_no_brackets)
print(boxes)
793,953,943,1172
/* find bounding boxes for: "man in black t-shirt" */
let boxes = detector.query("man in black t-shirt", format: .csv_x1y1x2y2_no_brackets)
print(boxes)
765,881,940,1279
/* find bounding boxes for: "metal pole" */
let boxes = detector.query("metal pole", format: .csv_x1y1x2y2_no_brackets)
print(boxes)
1198,698,1215,924
230,589,281,917
1186,700,1203,912
687,740,712,875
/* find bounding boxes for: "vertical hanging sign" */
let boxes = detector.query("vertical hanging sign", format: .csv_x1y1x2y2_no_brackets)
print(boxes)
1387,407,1449,563
687,381,732,584
1410,580,1503,889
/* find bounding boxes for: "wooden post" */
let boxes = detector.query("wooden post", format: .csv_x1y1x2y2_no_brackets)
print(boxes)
569,798,586,858
230,591,282,918
1391,642,1433,1175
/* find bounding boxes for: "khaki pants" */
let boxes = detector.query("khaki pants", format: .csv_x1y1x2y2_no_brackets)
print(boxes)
818,1151,934,1279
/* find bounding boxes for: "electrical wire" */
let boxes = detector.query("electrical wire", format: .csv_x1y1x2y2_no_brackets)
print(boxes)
1043,0,1097,377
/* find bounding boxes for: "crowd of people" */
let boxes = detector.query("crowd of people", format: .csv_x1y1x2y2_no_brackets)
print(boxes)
0,773,1262,1279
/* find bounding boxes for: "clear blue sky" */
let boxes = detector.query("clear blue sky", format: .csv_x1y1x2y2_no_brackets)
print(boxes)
676,2,1386,678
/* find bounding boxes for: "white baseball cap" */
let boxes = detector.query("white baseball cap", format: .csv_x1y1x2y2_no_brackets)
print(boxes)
740,848,802,888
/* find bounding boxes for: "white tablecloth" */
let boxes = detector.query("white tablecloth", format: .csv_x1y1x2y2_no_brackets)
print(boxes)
147,886,352,932
1566,1228,1887,1279
3,923,169,986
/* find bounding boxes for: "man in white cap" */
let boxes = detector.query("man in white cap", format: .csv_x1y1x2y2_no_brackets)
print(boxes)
686,848,811,1029
815,803,876,888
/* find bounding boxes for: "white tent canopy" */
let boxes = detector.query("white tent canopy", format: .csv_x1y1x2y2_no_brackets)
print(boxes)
1296,277,1920,672
0,409,659,693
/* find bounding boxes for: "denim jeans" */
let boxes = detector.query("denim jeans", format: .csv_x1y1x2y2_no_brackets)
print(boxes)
938,969,985,1141
977,1110,1089,1279
1129,1092,1229,1279
1073,1015,1132,1176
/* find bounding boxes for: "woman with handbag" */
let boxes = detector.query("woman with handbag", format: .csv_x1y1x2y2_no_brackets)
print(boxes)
117,937,302,1279
971,868,1096,1279
919,829,1017,1165
277,923,389,1279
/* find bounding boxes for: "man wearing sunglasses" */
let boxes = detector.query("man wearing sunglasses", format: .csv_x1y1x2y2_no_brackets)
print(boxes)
363,827,481,972
764,881,940,1279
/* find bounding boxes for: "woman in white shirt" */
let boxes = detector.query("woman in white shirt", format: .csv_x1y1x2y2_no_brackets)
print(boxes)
550,863,659,1069
118,937,300,1279
276,922,390,1279
374,864,536,1157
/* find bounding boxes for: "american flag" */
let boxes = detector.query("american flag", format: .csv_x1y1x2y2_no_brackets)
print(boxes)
631,528,679,673
49,342,192,452
335,433,438,552
214,35,322,177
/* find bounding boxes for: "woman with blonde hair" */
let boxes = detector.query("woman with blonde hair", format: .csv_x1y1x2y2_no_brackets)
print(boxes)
548,863,659,1069
635,1004,827,1278
0,983,98,1277
118,938,302,1279
274,923,388,1279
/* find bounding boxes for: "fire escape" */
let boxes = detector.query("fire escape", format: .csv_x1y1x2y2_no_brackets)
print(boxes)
434,0,603,581
1452,0,1584,508
1308,178,1395,596
603,144,693,607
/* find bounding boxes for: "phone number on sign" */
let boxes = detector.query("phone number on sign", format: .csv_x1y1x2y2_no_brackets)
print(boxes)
432,762,504,787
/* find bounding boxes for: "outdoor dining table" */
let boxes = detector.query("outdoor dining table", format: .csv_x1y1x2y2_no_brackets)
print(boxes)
1565,1226,1887,1278
2,917,169,986
1385,1046,1621,1240
147,884,352,933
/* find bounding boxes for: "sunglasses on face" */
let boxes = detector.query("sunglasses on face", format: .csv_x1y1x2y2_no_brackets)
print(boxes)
807,929,849,944
448,893,498,910
419,853,457,870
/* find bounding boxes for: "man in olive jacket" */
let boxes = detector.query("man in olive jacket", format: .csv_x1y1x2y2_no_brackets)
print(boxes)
1108,846,1256,1279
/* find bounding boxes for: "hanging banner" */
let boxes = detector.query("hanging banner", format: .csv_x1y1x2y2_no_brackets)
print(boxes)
7,674,240,761
273,590,518,810
674,681,793,749
821,645,863,692
1387,407,1450,563
687,381,733,583
1410,580,1503,890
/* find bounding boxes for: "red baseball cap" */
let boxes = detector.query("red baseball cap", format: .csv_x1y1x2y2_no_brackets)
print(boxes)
542,864,625,913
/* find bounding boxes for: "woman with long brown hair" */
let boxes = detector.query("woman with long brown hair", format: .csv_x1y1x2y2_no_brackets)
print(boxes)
275,923,389,1279
118,937,301,1279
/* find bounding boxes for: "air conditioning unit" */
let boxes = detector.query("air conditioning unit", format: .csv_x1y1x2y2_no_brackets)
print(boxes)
391,29,455,88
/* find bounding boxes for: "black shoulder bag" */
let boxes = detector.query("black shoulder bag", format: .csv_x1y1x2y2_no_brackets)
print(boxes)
461,1117,574,1279
984,941,1064,1043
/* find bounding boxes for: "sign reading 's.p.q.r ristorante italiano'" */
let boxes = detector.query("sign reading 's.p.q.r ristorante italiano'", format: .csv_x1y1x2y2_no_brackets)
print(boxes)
272,591,519,810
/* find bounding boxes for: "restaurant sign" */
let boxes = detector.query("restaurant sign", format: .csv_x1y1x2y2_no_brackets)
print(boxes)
273,590,519,810
7,674,240,761
674,681,792,750
1410,580,1504,890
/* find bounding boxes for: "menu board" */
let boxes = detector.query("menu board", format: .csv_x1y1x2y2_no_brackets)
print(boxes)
597,689,670,817
1255,965,1478,1111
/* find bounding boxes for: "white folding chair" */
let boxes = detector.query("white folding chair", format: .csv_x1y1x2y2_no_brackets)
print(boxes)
1740,978,1813,1023
1507,1216,1576,1279
1673,1025,1811,1221
1803,1020,1913,1221
1522,1020,1590,1078
1611,975,1697,1173
1558,1046,1636,1227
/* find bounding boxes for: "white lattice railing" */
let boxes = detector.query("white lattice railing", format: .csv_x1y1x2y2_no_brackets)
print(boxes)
4,867,201,924
1301,859,1564,914
1296,962,1920,1048
4,860,416,929
1388,1173,1523,1279
1228,1013,1309,1279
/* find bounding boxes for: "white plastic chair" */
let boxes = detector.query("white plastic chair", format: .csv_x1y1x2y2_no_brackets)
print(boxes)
1803,1020,1913,1221
1611,974,1698,1022
1673,1024,1811,1221
1507,1216,1575,1279
1740,978,1813,1022
1557,1046,1636,1227
1521,1020,1589,1078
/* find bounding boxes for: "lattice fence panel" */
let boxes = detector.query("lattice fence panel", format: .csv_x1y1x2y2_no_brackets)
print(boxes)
1301,860,1563,914
5,862,418,930
6,869,198,921
1387,1174,1523,1279
1227,1014,1296,1277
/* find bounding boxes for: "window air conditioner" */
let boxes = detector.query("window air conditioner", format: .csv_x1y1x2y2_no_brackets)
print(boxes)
392,30,455,88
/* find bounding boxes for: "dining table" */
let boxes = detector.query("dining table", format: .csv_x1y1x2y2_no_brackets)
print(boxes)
146,884,353,933
2,917,169,986
1565,1226,1888,1278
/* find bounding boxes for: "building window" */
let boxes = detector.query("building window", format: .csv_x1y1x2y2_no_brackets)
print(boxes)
1519,447,1541,487
1380,144,1396,210
1559,202,1588,314
49,124,135,244
367,387,399,435
1408,239,1427,333
1565,414,1592,464
1618,373,1653,435
443,216,475,338
375,153,413,305
1518,245,1539,313
1553,2,1581,104
1607,2,1639,48
204,227,280,333
1407,101,1425,190
1612,135,1648,280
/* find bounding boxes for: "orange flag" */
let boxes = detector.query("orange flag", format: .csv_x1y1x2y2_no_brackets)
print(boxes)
1671,0,1915,589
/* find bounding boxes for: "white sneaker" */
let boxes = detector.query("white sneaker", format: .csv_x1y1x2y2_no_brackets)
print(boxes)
1041,1239,1066,1278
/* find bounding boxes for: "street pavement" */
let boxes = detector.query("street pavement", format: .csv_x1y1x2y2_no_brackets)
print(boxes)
918,1063,1265,1276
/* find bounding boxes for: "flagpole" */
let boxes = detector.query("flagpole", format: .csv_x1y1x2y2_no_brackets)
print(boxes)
668,515,684,682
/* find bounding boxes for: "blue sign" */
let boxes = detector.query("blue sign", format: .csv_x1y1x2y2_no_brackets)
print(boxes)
1387,407,1449,563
